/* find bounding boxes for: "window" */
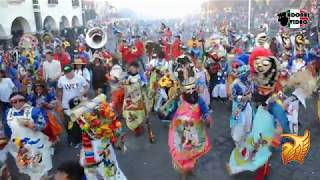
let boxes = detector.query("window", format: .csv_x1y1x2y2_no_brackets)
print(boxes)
7,0,25,3
48,0,58,5
32,0,38,4
34,12,42,31
72,0,79,7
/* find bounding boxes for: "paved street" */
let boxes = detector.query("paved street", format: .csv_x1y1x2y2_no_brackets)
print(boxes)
7,97,320,180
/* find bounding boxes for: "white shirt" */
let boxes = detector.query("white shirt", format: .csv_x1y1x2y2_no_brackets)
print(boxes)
291,59,305,73
58,74,89,109
74,68,91,82
148,58,169,72
43,60,62,81
0,78,15,102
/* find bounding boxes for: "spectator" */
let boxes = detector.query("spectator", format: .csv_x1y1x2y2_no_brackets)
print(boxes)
0,70,16,137
54,45,70,69
90,55,107,95
57,65,89,147
43,50,62,89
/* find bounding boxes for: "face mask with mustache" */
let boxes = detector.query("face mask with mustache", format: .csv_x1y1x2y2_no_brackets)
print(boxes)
183,91,198,104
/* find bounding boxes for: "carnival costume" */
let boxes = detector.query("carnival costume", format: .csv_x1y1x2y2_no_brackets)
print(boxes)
69,95,127,180
229,65,253,147
196,65,210,106
282,70,316,134
147,57,170,112
172,36,182,60
109,64,125,116
212,59,228,99
227,48,289,180
276,28,292,58
6,103,52,180
122,72,146,131
168,57,211,176
289,34,309,73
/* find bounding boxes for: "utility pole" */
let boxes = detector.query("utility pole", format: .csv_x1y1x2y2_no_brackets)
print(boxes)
248,0,252,33
318,0,320,44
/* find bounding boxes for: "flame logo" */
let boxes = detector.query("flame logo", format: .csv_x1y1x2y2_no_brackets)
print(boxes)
280,130,310,165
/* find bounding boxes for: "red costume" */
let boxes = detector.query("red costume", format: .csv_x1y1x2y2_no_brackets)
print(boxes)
274,72,289,93
53,52,70,69
135,39,145,58
161,40,171,61
164,28,172,41
119,45,138,65
172,38,182,59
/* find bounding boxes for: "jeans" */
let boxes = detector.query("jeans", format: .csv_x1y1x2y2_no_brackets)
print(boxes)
137,56,146,71
47,80,57,89
64,112,82,145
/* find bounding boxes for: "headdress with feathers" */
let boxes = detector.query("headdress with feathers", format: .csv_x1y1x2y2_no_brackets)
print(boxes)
281,70,317,108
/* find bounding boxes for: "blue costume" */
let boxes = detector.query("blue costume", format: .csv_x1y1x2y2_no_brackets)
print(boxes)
189,48,202,59
229,66,253,146
27,93,56,108
6,103,52,179
4,105,48,138
212,62,228,98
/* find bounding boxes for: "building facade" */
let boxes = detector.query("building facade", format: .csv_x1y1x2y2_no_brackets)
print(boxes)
0,0,83,42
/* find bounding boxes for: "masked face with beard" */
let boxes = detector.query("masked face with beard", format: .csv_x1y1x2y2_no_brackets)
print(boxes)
183,90,199,104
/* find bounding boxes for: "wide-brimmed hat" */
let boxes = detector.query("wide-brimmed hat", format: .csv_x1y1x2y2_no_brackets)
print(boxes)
93,53,103,60
73,58,86,65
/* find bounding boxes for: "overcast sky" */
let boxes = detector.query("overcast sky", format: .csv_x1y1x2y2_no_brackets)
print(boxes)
108,0,206,19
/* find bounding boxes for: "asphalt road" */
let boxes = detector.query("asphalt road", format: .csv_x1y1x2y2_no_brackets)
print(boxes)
7,97,320,180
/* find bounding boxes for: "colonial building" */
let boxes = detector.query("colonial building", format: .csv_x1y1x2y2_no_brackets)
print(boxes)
0,0,83,45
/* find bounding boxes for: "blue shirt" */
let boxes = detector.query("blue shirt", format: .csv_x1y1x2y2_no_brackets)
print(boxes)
198,97,209,121
28,93,56,108
4,106,48,138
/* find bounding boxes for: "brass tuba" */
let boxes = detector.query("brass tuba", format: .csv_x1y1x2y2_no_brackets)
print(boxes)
85,27,107,49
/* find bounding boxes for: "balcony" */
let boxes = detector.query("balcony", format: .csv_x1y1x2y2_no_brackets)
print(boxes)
48,0,58,5
7,0,25,3
72,0,80,7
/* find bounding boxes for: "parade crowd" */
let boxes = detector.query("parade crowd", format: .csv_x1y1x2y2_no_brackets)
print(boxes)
0,13,320,180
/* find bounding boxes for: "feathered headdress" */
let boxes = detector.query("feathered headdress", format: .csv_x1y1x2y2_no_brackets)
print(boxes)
282,70,317,107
